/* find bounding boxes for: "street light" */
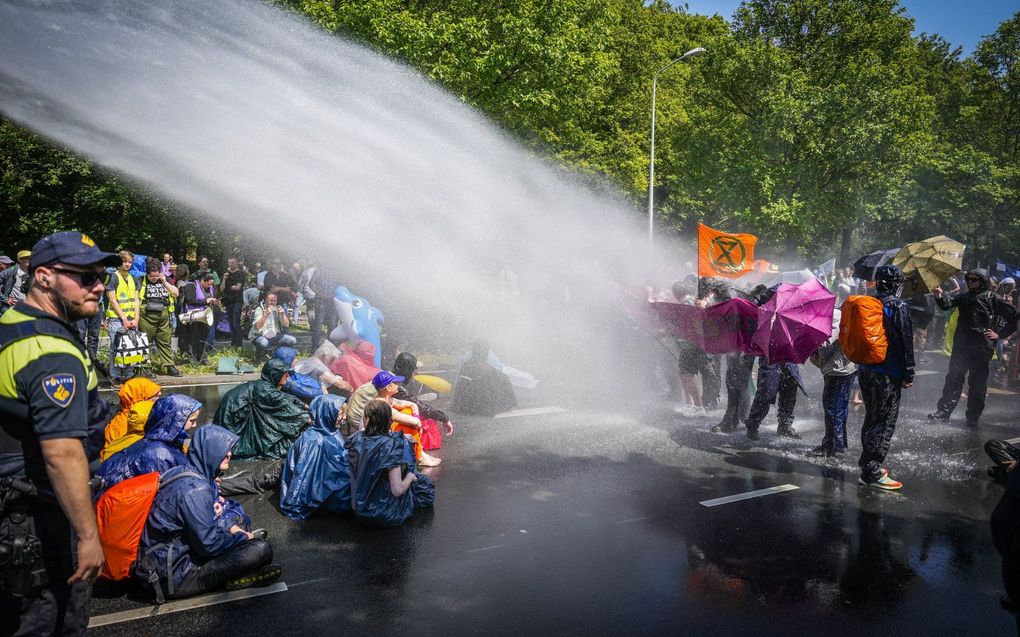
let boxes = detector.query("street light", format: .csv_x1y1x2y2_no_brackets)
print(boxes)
647,46,705,271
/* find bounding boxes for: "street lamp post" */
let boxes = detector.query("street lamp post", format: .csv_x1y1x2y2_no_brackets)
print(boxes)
647,46,705,273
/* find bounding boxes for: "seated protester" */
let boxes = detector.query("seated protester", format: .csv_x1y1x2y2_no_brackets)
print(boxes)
251,292,297,362
345,399,435,527
97,394,201,492
100,399,155,461
346,371,440,467
215,358,309,459
136,425,280,601
452,340,516,417
277,345,354,396
986,438,1020,485
392,352,455,444
272,346,327,403
102,377,161,454
279,394,352,520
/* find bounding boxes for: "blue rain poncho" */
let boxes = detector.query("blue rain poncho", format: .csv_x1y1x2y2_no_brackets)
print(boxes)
279,394,351,520
96,394,199,492
215,359,309,459
345,431,435,527
273,347,323,403
137,425,247,591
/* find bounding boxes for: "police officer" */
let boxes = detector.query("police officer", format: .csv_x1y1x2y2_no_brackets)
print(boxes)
1,232,120,636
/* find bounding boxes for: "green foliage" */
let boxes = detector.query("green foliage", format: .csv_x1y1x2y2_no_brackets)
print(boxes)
3,1,1019,270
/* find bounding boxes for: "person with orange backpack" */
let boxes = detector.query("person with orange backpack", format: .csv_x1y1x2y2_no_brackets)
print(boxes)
847,265,914,490
134,425,280,601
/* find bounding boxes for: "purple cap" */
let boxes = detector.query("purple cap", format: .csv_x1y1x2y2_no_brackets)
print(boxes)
0,256,12,265
371,370,404,389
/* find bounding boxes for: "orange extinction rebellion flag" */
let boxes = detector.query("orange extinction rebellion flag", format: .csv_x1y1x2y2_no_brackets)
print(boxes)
698,223,757,279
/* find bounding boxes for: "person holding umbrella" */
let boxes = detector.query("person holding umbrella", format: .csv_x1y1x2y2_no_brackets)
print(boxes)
929,268,1015,427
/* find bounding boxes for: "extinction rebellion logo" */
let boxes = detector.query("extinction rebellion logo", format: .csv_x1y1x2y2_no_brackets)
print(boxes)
709,235,747,275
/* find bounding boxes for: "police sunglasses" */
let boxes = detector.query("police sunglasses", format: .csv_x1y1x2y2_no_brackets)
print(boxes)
49,267,105,287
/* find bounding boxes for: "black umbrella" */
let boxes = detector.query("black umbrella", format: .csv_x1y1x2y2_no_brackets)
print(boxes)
852,248,899,281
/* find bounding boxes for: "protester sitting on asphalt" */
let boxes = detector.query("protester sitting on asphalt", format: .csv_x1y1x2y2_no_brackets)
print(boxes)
930,268,1015,427
97,394,201,492
100,399,155,462
279,394,352,520
272,346,331,403
991,462,1020,626
102,377,161,452
287,345,355,396
452,340,517,417
136,425,280,601
392,351,455,439
343,372,438,468
345,399,435,527
215,358,309,459
985,439,1020,485
807,307,856,457
139,256,182,377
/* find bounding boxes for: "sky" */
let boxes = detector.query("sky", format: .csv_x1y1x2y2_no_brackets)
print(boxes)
684,0,1018,55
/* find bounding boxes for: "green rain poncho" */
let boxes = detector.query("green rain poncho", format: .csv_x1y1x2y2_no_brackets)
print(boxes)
215,359,309,459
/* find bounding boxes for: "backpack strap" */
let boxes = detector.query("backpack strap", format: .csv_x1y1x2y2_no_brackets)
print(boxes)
142,470,205,603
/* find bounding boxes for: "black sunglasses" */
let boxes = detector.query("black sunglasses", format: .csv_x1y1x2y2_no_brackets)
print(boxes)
50,267,105,287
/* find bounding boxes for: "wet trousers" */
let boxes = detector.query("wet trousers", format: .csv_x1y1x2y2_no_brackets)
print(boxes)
745,362,798,432
717,353,753,430
937,341,993,422
169,539,273,599
858,369,902,482
700,355,722,408
218,460,284,496
821,373,855,453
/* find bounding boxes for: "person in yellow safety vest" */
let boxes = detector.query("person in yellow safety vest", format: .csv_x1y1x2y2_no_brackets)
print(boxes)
139,257,182,377
105,250,140,387
0,231,119,634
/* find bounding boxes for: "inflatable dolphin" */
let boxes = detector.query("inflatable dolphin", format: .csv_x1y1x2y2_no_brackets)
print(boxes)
329,286,385,366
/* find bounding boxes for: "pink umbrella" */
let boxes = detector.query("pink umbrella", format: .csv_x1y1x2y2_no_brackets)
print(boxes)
753,278,835,363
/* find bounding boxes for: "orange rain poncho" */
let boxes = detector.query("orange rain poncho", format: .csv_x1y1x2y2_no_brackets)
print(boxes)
100,400,155,461
102,378,161,450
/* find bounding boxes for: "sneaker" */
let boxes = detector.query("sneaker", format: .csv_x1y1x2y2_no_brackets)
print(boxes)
858,474,902,490
687,406,707,417
776,427,801,440
927,410,951,421
165,366,183,377
710,423,736,434
225,563,282,591
806,446,832,457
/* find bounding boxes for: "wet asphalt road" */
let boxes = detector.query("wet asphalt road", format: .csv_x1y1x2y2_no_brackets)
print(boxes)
90,356,1018,635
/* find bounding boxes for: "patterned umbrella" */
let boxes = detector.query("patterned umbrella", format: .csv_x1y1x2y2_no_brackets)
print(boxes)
752,278,836,364
891,235,965,297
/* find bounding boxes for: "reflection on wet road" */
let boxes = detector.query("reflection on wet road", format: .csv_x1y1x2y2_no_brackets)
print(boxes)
91,358,1016,635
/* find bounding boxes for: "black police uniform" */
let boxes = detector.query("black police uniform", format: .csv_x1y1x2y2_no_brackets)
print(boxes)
0,301,112,636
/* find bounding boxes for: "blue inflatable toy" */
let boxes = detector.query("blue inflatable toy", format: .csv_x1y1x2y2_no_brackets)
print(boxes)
329,286,385,367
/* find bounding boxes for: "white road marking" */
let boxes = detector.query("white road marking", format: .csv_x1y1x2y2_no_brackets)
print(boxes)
466,544,506,553
614,516,649,525
913,370,939,376
699,484,799,508
88,582,288,628
494,407,566,419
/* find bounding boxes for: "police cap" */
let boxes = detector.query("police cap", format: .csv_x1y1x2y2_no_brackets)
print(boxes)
29,232,121,272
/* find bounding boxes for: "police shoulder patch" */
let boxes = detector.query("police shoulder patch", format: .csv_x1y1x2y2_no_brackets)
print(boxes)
41,373,76,408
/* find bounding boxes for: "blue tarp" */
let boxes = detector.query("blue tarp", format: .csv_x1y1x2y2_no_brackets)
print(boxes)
345,431,434,527
279,395,351,520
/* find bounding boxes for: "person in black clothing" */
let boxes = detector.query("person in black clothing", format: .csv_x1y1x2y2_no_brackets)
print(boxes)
991,466,1020,628
392,352,455,437
743,359,805,441
711,284,771,434
857,265,914,490
220,257,247,347
929,268,1015,427
262,259,296,307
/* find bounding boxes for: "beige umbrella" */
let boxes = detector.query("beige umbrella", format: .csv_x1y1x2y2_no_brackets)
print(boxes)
891,235,965,297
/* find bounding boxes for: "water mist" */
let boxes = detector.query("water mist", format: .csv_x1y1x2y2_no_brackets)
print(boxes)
0,0,693,400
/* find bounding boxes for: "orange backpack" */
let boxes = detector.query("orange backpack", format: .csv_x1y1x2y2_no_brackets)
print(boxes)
839,295,888,365
95,470,200,580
